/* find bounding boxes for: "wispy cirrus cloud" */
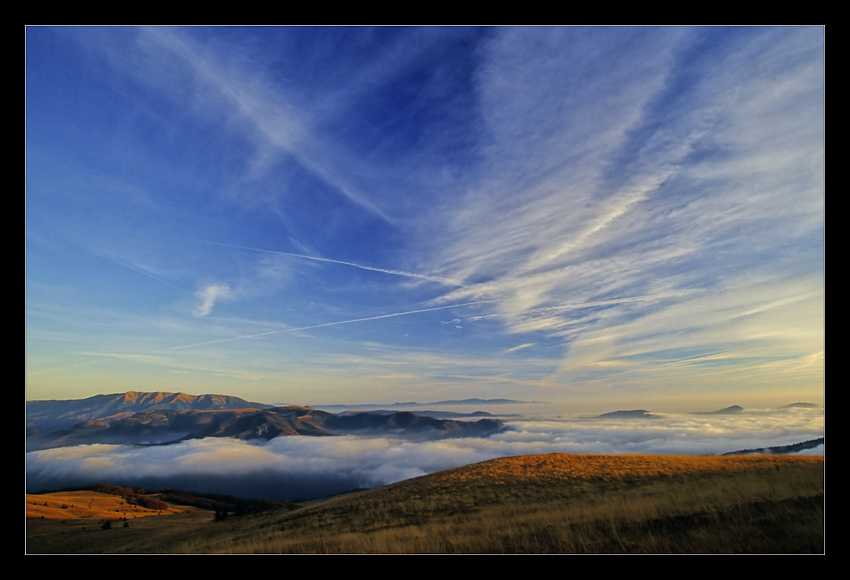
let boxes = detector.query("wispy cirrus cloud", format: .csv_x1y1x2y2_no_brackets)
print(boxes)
414,27,824,397
72,26,393,223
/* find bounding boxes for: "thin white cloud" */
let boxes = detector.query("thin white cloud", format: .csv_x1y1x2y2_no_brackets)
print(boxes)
502,343,536,354
193,282,233,317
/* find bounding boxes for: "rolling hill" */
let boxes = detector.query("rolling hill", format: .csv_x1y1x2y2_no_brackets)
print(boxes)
26,452,824,554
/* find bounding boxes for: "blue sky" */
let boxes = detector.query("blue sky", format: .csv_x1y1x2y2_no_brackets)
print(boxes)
26,27,824,411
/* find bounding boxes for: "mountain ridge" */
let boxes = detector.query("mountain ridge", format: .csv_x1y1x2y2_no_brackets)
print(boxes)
26,391,272,434
26,393,506,451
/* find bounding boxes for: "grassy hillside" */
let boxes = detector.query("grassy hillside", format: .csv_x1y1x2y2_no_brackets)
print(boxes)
26,453,824,554
27,490,183,521
25,489,211,554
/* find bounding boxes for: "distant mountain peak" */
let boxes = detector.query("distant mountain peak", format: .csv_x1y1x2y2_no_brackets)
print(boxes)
691,405,744,415
595,409,656,419
26,391,272,436
427,398,531,405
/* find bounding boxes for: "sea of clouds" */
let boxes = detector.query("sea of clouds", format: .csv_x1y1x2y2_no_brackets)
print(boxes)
26,405,823,501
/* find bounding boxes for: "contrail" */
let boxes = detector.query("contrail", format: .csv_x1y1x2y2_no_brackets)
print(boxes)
53,233,184,291
207,241,464,287
26,291,696,377
163,299,499,351
163,290,694,352
25,299,501,377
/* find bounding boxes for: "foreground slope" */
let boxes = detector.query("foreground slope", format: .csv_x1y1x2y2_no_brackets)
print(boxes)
28,453,821,554
220,453,824,554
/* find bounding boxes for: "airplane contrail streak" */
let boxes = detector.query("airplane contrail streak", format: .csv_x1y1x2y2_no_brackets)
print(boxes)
162,299,500,352
25,291,695,377
54,233,184,291
207,241,464,287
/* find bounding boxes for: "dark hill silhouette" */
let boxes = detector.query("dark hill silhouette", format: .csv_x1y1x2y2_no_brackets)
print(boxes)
323,410,502,437
418,398,530,405
181,406,332,441
691,405,744,415
723,437,824,456
595,409,656,419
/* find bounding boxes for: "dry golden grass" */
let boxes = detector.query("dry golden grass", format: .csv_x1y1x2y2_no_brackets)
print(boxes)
26,491,187,521
26,453,824,554
26,491,210,554
171,453,824,554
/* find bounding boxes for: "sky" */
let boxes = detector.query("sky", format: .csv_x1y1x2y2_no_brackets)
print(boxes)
26,26,824,413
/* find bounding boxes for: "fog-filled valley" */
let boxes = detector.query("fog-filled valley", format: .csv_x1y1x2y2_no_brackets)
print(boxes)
26,396,823,501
